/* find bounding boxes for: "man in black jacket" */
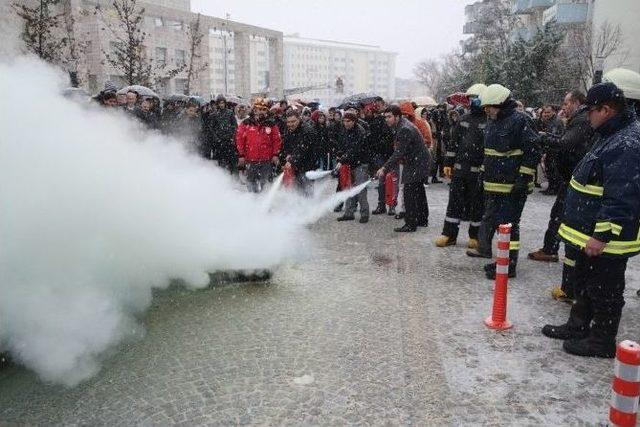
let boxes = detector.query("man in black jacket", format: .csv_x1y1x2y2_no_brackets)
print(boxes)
209,95,238,173
527,91,594,302
376,105,431,232
365,103,395,215
337,112,370,223
283,110,318,196
537,105,565,195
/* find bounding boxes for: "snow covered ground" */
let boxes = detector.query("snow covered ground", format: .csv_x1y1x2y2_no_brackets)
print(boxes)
0,182,638,425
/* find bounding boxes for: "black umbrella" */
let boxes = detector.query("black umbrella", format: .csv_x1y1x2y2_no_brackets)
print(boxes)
164,94,189,103
338,92,380,109
117,85,159,99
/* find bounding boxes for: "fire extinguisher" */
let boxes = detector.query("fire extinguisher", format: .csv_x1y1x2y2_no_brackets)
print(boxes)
385,170,398,207
283,163,296,188
338,164,352,189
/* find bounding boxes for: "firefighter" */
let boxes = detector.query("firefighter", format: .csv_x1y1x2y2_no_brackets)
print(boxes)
542,82,640,358
466,84,541,280
435,83,487,249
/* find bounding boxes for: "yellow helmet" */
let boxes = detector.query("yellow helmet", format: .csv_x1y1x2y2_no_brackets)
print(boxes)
480,84,511,107
466,83,487,97
252,97,269,108
603,68,640,101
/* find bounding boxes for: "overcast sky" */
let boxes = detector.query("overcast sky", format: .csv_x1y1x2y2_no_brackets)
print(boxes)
191,0,476,79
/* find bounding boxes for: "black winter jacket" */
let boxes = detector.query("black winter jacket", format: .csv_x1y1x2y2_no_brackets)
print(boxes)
482,101,541,194
444,108,486,175
560,107,640,258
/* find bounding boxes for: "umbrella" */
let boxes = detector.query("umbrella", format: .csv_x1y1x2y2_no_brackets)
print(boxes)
446,92,470,108
117,84,159,99
164,94,189,103
338,92,380,109
412,95,437,106
222,94,246,106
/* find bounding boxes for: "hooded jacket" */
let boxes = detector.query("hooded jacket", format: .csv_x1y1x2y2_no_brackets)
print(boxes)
400,102,433,147
559,107,640,258
482,99,541,194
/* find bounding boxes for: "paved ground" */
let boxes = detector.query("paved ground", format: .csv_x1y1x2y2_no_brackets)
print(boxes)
1,182,639,425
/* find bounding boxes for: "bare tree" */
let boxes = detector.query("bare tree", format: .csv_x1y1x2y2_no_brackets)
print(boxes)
59,0,90,86
413,58,442,98
184,13,208,95
12,0,67,63
567,20,628,91
97,0,184,87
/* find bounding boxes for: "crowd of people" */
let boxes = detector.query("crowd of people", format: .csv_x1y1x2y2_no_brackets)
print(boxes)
91,67,640,359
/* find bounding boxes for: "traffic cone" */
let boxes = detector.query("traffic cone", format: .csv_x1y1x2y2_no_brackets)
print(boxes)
484,223,513,330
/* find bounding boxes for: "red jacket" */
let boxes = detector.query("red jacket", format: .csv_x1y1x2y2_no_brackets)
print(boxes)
235,118,282,162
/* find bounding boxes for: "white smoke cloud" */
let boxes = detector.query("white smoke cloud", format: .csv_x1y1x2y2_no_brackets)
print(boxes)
0,57,352,386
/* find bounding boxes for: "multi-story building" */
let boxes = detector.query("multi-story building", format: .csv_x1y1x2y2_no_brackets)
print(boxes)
511,0,640,73
283,35,396,107
4,0,284,99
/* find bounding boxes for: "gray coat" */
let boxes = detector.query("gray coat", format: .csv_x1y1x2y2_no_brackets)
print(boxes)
383,117,431,184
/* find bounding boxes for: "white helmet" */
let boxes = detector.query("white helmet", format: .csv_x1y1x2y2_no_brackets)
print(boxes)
603,68,640,101
480,84,511,107
466,83,487,97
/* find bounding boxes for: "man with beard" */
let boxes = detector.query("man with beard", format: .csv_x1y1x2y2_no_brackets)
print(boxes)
282,110,318,196
376,105,431,232
537,105,565,195
236,97,282,193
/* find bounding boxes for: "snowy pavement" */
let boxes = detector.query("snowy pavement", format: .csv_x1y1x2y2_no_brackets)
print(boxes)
1,182,639,425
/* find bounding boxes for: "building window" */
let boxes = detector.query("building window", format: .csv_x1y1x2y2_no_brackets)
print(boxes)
175,49,186,67
157,78,169,96
174,78,188,94
154,17,163,27
166,20,183,31
155,47,167,66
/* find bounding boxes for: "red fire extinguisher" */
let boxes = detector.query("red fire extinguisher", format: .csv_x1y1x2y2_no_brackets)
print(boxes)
338,164,352,189
283,164,296,188
385,170,398,207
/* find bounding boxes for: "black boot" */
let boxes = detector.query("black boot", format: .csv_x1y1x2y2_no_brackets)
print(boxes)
359,216,369,224
387,206,396,216
334,203,344,213
394,212,405,220
485,262,516,280
563,336,616,358
484,262,495,272
337,214,355,221
542,324,590,340
563,313,620,358
372,204,386,215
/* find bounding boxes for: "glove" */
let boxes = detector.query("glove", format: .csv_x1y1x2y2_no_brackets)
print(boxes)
443,166,452,179
511,174,531,195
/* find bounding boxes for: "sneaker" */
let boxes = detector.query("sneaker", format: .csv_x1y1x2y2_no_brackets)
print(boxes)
467,238,479,249
527,249,559,262
435,235,456,247
387,206,396,216
563,337,615,358
337,215,355,222
372,205,386,215
466,248,492,259
359,216,369,224
542,323,589,340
